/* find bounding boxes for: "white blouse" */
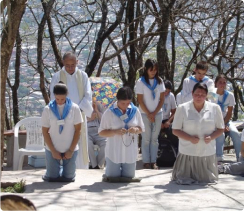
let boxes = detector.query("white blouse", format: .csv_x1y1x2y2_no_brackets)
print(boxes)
217,91,235,118
98,102,145,164
172,100,224,157
135,78,165,113
41,103,83,153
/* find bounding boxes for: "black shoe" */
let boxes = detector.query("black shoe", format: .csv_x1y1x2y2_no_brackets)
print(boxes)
92,166,100,169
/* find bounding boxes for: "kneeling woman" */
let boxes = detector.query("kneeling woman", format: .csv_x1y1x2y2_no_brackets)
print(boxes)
99,87,145,178
42,82,82,182
172,82,224,184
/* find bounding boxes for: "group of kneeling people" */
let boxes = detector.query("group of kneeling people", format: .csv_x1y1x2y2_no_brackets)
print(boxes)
42,57,244,185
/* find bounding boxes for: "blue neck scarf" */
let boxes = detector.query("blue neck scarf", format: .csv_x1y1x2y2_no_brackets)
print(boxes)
217,90,229,112
141,76,158,99
189,75,209,83
49,97,72,134
110,102,137,129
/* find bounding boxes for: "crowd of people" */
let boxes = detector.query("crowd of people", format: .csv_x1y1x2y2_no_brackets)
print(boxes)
41,51,244,184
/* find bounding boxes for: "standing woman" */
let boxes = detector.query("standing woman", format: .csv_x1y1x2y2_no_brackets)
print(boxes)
215,74,242,162
42,82,82,182
99,87,145,179
172,83,224,184
135,59,165,169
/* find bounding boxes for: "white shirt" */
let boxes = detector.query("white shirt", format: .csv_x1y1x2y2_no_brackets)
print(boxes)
50,68,93,117
41,102,83,153
163,92,177,120
176,92,182,106
172,100,224,157
241,130,244,142
218,91,235,118
98,102,145,163
135,78,165,113
180,76,214,104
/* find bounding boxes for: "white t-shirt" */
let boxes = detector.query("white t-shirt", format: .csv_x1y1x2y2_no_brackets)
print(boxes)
163,92,177,120
135,78,165,113
180,76,214,104
172,100,224,157
98,102,145,164
218,91,235,118
41,102,83,153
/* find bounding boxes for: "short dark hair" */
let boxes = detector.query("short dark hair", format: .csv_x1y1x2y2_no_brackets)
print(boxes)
192,82,208,94
215,74,227,87
164,80,172,90
53,81,68,95
63,51,77,61
196,61,208,71
116,86,133,101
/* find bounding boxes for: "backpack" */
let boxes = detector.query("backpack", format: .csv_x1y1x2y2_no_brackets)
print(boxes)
156,138,177,167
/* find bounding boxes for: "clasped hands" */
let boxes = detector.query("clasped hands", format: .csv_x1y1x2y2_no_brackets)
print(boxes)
51,149,74,160
147,112,156,123
190,135,212,144
115,127,139,136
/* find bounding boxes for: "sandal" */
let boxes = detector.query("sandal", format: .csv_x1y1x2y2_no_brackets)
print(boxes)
143,163,151,169
151,163,159,170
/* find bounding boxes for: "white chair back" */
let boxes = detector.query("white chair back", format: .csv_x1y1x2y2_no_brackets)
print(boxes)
14,117,44,151
25,118,44,150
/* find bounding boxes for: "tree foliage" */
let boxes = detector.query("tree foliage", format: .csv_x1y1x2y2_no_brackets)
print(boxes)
3,0,244,131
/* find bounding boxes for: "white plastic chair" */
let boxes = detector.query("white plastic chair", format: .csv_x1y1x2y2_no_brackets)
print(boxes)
13,117,45,170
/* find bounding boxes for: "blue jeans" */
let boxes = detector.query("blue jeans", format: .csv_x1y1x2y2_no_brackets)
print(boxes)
45,149,78,179
216,121,242,161
105,157,136,178
141,112,163,163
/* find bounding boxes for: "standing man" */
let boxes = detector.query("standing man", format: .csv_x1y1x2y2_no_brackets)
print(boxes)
50,51,93,169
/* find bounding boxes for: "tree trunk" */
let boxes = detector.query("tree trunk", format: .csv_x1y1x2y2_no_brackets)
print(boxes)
47,13,63,69
125,0,136,90
37,0,56,104
85,0,125,77
1,0,27,170
157,0,176,80
7,29,22,125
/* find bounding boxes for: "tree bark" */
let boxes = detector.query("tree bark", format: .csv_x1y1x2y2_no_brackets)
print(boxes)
37,0,56,104
1,0,27,170
157,0,176,80
47,13,63,69
85,0,125,77
7,29,22,125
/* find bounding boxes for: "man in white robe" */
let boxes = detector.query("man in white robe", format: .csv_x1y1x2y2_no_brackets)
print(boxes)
50,51,93,169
